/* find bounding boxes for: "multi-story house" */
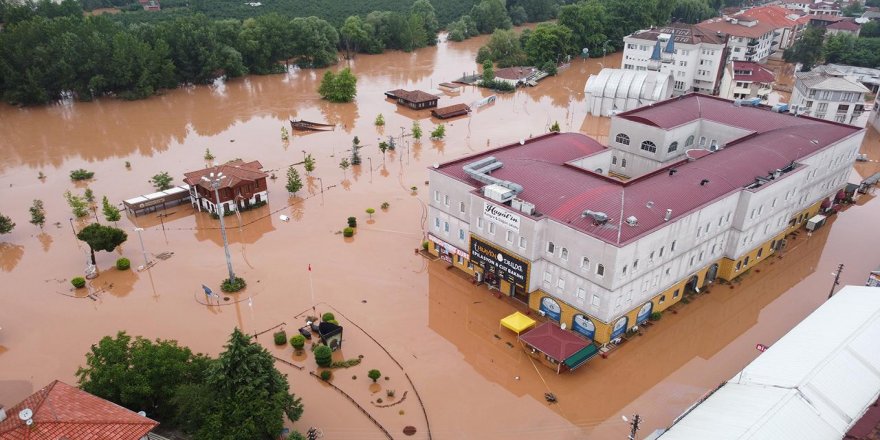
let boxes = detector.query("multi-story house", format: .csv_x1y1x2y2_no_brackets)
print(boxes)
719,61,776,102
791,66,871,127
427,93,863,344
697,15,777,62
780,0,842,16
621,24,726,95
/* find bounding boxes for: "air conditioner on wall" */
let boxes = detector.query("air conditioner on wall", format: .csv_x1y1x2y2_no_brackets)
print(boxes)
538,310,546,317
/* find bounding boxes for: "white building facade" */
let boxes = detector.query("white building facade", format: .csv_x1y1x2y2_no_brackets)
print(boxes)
697,16,776,62
790,67,871,127
719,61,776,102
584,69,673,116
621,24,726,95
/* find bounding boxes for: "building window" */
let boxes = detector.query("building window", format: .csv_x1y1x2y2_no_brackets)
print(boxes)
612,156,618,165
488,223,495,235
519,237,527,249
671,240,677,252
674,80,686,90
699,136,706,146
622,265,628,275
506,230,513,243
561,248,569,261
434,218,440,230
596,264,605,277
591,294,601,307
641,141,657,153
689,256,695,266
735,261,742,271
581,257,590,270
543,271,552,285
668,141,678,153
743,256,750,267
621,158,627,168
459,201,465,214
434,191,440,202
616,133,630,145
459,229,465,241
659,295,666,304
673,289,680,298
444,222,449,233
547,241,555,254
444,195,449,206
477,218,484,229
633,259,639,271
757,247,763,258
679,60,687,66
576,287,586,302
556,278,566,290
659,246,665,257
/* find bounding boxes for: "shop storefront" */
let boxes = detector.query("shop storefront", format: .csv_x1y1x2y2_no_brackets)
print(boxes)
469,235,530,303
428,234,469,265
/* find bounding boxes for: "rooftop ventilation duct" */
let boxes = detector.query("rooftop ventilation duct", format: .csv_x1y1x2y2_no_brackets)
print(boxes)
463,156,524,204
581,210,609,225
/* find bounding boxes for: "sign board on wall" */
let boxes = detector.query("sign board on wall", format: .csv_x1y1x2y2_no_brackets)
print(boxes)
539,297,562,321
610,316,628,340
636,302,653,325
572,314,596,340
483,202,520,232
469,235,529,289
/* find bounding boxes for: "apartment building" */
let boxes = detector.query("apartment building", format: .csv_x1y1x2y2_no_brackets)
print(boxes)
621,24,726,95
697,15,776,62
791,66,871,127
719,61,776,102
427,93,863,344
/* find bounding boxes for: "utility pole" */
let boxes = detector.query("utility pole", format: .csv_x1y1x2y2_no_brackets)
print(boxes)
828,263,844,299
627,414,641,440
202,172,236,283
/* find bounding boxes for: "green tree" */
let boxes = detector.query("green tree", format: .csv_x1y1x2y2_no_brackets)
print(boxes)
559,1,609,59
351,143,362,166
102,196,121,223
367,369,381,382
374,113,385,126
671,0,716,23
64,191,89,218
76,331,212,426
304,154,315,173
151,171,174,190
339,157,351,177
238,13,295,74
366,208,375,218
482,28,527,68
204,148,215,161
314,345,332,367
195,328,303,440
411,120,423,140
29,200,46,229
76,223,128,265
286,165,303,194
509,5,528,25
842,0,864,16
861,21,880,38
482,60,495,82
550,121,561,132
471,0,512,34
0,212,14,234
784,26,825,71
290,16,339,68
447,15,479,41
84,188,95,203
411,0,439,45
525,23,576,66
340,16,371,59
317,68,357,103
431,124,446,139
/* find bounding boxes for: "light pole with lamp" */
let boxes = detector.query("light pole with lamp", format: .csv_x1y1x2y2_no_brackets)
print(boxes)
201,172,236,283
133,227,150,269
602,40,611,64
367,157,373,182
316,176,324,204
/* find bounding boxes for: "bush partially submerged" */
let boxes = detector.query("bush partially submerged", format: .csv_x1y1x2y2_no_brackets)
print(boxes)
220,277,246,292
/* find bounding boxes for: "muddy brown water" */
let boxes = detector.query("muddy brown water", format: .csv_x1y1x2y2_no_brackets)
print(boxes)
1,32,879,439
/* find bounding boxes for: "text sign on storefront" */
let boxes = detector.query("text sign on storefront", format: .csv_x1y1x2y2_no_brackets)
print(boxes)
483,202,520,232
469,235,529,288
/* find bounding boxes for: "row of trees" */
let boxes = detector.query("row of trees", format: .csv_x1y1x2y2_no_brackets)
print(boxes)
77,329,303,439
785,24,880,71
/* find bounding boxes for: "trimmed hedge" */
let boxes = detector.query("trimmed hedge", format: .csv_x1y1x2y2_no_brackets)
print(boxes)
116,258,131,270
71,277,86,288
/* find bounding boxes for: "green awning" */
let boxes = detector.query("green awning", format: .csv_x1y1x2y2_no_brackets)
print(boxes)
564,344,599,370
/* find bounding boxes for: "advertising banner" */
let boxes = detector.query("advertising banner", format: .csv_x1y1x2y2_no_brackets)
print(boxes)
571,314,596,340
483,202,521,232
469,235,529,288
539,296,562,321
636,302,653,325
611,316,628,340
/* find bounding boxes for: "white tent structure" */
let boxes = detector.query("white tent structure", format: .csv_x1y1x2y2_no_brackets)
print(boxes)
584,69,673,117
658,285,880,440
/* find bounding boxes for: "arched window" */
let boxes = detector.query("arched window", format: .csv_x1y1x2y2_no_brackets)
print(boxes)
615,133,630,145
685,135,695,147
612,155,618,165
621,158,627,168
641,141,657,153
667,141,678,153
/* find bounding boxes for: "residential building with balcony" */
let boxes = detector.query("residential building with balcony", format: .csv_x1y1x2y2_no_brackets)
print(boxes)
719,61,776,102
426,93,863,344
780,0,842,16
869,95,880,133
621,24,726,95
697,15,776,62
736,5,807,51
791,66,871,127
825,19,862,38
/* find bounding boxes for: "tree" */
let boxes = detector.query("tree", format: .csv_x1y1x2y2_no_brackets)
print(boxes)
411,120,423,140
447,15,479,41
29,199,45,229
481,29,527,68
0,213,14,234
366,208,375,218
314,345,332,367
76,331,212,427
471,0,512,34
368,369,381,382
317,68,357,103
784,26,825,71
509,5,528,25
431,124,446,139
290,16,339,68
84,188,95,203
671,0,716,24
286,166,303,194
194,328,303,440
102,197,121,223
351,143,362,166
482,60,495,82
525,23,576,67
339,157,350,177
204,148,215,162
550,121,561,132
64,191,89,218
77,223,128,265
861,21,880,38
558,1,609,59
374,113,385,126
411,0,439,45
842,0,865,16
151,171,174,190
304,154,315,173
340,16,370,59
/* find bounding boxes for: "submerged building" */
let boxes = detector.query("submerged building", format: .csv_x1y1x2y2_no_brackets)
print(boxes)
427,93,864,344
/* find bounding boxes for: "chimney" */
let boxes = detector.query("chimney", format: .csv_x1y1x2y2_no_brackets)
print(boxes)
664,209,672,221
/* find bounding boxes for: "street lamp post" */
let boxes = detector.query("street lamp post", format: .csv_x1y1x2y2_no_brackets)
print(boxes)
134,227,150,269
603,40,611,64
202,172,236,283
316,176,324,204
367,157,373,182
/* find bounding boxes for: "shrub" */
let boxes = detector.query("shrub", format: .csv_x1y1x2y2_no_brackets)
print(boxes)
387,389,395,397
374,113,385,126
115,258,130,270
273,330,288,345
343,227,354,237
366,208,375,218
430,124,446,139
70,169,94,181
322,312,335,322
381,202,390,210
368,369,382,382
124,161,131,169
71,277,86,288
411,186,418,192
650,312,662,321
290,334,306,350
220,277,246,292
347,216,357,227
422,240,429,251
320,370,332,381
327,319,339,325
288,431,307,440
314,345,333,367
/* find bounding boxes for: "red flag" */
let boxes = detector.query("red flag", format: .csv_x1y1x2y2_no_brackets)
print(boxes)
308,264,311,271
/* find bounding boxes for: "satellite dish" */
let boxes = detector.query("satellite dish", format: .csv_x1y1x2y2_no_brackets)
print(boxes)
137,411,147,417
560,323,567,330
621,415,629,423
433,163,440,169
519,139,525,145
19,408,33,422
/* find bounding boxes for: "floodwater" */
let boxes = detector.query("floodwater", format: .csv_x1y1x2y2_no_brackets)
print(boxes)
0,31,878,439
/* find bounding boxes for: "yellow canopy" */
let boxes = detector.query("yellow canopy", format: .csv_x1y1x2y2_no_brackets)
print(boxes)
500,312,537,334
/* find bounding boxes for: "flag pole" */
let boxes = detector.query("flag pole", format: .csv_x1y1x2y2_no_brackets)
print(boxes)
308,264,316,314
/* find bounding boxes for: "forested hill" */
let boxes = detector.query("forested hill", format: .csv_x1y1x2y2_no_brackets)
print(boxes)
89,0,479,26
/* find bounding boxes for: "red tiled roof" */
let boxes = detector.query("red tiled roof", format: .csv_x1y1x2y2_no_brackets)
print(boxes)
630,23,725,45
0,381,157,440
738,5,803,29
519,322,591,361
386,89,437,104
183,159,267,190
494,66,538,81
697,17,777,39
732,61,776,83
431,103,471,119
827,20,861,31
435,94,862,246
804,13,846,23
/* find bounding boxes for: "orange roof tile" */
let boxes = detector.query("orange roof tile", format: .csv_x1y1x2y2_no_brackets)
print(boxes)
183,159,267,190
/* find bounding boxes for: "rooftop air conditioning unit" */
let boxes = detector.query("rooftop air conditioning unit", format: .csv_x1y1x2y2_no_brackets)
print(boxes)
538,310,546,317
483,184,516,203
519,200,535,215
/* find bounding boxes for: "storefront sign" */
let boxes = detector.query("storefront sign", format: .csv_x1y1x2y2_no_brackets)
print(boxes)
470,235,529,288
636,302,653,325
539,297,562,321
483,202,520,232
610,316,628,340
139,198,166,209
571,314,595,340
428,234,468,259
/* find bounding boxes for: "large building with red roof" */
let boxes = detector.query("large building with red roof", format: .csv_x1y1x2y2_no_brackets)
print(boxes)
427,93,864,344
0,380,159,440
183,159,269,214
